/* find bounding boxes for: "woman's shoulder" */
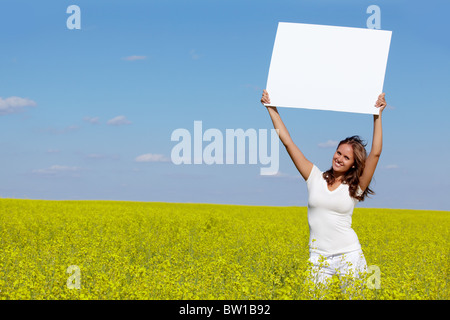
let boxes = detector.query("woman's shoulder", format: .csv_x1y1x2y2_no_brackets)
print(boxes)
306,164,322,182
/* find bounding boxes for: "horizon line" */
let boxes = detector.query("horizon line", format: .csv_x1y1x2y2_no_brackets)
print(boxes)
0,197,448,212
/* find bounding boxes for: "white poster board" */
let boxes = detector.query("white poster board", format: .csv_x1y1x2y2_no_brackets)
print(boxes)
265,22,392,115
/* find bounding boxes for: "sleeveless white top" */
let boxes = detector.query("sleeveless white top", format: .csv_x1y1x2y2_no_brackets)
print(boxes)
306,164,363,255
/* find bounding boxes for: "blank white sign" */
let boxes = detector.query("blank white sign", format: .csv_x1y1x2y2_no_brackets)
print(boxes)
265,22,392,115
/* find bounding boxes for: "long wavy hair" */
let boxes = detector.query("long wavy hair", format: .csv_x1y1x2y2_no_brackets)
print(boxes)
323,135,374,201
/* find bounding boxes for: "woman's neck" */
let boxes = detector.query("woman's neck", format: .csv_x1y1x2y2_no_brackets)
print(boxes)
333,171,345,182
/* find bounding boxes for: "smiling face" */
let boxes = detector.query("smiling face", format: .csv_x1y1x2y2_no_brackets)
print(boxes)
332,143,355,175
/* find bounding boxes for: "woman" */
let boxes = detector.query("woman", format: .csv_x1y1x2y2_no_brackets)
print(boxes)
260,89,387,285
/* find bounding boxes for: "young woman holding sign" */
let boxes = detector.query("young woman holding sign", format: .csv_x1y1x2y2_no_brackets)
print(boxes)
260,89,387,285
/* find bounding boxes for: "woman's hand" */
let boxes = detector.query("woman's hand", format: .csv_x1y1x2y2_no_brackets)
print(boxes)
375,93,387,115
261,89,272,106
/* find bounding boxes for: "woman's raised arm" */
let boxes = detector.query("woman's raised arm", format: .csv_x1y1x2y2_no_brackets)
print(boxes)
359,93,387,191
261,90,313,180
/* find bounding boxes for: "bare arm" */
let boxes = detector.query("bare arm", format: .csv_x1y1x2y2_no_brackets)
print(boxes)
359,93,386,191
261,90,313,180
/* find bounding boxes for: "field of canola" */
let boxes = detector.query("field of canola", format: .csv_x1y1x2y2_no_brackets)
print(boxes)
0,198,448,300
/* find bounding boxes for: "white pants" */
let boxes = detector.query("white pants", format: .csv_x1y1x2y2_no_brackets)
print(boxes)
308,249,368,285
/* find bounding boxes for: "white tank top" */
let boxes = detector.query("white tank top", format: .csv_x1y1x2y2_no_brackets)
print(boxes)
306,164,363,255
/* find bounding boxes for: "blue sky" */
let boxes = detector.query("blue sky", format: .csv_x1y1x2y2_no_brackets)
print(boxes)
1,0,449,211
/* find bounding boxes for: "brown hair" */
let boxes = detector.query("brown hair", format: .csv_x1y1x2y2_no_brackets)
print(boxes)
323,135,374,201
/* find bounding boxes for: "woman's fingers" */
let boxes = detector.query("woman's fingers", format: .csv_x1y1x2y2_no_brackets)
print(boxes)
375,93,386,108
261,90,271,105
374,93,387,115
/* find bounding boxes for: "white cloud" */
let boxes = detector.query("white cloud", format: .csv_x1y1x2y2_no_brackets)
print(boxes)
189,49,201,60
0,96,37,115
39,125,80,135
385,164,399,169
86,153,106,159
32,165,81,176
318,140,339,148
135,153,170,163
122,55,147,61
107,115,131,126
83,116,100,124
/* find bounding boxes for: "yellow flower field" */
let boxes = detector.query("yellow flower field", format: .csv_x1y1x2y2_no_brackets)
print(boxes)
0,198,448,300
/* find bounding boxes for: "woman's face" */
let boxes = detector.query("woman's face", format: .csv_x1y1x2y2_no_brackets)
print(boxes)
332,143,355,174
